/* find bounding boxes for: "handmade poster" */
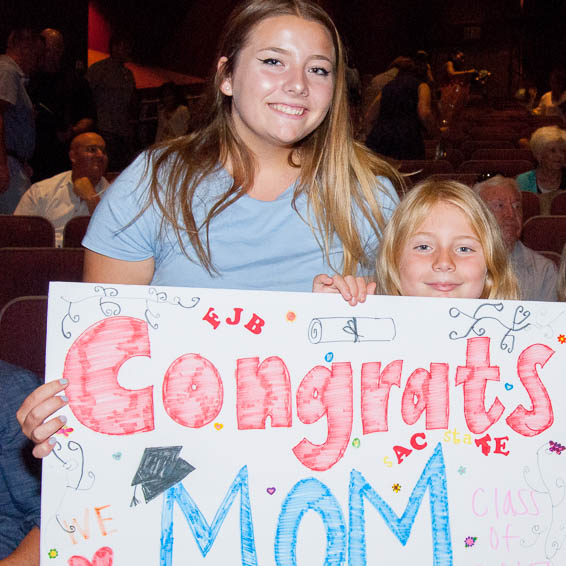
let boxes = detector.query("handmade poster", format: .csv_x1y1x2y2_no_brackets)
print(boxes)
41,282,566,566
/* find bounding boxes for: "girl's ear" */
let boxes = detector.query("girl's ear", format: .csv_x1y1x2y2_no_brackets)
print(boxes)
217,56,232,96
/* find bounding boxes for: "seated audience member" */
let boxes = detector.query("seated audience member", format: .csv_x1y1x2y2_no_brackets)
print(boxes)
0,360,42,565
154,81,190,143
474,175,557,301
532,68,566,120
14,132,108,246
516,125,566,194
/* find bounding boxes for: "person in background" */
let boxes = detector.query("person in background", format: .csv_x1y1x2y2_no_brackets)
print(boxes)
362,55,412,139
0,360,42,566
87,33,137,171
28,28,96,182
474,174,557,301
532,68,566,121
516,126,566,194
14,132,108,246
365,57,436,160
0,28,42,213
154,81,190,143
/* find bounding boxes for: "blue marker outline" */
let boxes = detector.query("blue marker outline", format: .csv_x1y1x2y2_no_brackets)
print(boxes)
160,465,257,566
348,442,452,565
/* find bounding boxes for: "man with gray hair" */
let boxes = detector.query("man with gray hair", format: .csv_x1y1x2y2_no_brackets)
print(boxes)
473,175,557,301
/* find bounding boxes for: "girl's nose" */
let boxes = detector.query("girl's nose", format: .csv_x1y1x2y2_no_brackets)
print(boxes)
432,248,455,271
284,67,308,97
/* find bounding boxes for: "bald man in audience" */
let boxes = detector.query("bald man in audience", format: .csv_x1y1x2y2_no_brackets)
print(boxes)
14,132,108,246
474,175,557,301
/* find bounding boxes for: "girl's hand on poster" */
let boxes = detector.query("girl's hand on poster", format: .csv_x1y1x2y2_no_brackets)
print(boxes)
312,274,376,306
16,379,69,458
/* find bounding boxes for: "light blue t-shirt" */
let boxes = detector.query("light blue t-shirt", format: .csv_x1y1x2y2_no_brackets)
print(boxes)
83,153,398,292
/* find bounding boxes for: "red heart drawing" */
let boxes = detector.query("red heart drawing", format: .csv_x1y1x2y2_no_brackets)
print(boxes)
68,547,113,566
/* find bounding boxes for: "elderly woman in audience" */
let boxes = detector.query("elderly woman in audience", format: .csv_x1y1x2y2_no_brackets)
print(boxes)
516,126,566,194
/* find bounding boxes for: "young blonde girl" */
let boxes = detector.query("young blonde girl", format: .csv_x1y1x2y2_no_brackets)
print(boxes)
376,179,519,299
315,179,519,301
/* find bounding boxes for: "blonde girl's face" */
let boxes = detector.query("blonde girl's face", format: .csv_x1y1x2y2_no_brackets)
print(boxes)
219,15,335,154
398,202,488,299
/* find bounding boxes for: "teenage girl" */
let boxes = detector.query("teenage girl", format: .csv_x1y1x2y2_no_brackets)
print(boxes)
17,0,404,456
314,179,519,301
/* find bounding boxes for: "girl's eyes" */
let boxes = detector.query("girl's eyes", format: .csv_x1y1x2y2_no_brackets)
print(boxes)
414,244,431,251
457,246,474,253
257,59,331,77
310,67,331,77
259,58,282,66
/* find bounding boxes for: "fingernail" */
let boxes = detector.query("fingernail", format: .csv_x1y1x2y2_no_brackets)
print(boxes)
59,378,68,385
59,415,67,424
48,437,57,445
59,395,68,403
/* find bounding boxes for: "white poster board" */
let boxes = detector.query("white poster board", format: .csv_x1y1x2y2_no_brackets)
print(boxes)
41,282,566,566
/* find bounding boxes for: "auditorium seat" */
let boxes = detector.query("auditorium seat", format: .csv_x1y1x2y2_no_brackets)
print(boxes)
550,192,566,216
0,215,55,247
521,216,566,254
399,160,454,185
470,148,534,163
0,296,48,377
521,191,540,223
63,216,91,248
459,140,515,159
458,160,533,177
0,247,84,310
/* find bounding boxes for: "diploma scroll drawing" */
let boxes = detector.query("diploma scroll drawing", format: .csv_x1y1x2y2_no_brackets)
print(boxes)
308,316,396,344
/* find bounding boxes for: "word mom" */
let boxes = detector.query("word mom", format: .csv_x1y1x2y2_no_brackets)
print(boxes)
63,317,554,472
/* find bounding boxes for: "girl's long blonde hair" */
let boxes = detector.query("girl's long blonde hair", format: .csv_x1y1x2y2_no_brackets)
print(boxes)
376,179,519,300
142,0,404,275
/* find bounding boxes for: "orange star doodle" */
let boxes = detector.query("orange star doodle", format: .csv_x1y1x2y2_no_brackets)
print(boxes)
558,334,566,344
392,483,401,493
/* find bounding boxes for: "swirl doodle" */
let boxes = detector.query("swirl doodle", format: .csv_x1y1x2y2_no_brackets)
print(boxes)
50,440,95,491
56,514,76,534
520,443,566,559
448,302,531,353
59,285,201,338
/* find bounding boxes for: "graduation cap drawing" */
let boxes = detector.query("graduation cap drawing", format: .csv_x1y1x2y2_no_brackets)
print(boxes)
131,446,195,506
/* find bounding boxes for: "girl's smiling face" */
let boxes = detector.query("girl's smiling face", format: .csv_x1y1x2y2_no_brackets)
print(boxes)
219,15,335,155
398,202,487,299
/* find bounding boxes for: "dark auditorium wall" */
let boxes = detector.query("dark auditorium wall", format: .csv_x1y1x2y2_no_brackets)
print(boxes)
3,0,565,98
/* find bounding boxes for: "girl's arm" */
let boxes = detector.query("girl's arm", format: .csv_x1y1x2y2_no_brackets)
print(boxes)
83,249,155,284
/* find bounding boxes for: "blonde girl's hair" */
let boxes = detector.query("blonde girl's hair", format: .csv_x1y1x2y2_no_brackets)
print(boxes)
376,179,519,300
557,244,566,302
141,0,405,275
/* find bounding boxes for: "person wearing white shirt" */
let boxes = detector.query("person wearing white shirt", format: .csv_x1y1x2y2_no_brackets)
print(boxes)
14,132,108,246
